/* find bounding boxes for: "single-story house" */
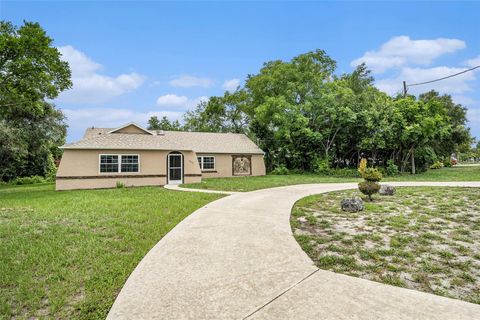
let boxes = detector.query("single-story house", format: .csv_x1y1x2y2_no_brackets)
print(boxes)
56,122,266,190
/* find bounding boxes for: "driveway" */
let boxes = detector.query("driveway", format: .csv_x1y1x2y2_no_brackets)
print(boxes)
108,182,480,319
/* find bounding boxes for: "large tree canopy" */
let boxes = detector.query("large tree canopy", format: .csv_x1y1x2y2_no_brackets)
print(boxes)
0,21,71,181
155,50,473,174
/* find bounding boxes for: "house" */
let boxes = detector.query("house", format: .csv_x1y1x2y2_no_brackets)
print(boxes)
56,122,266,190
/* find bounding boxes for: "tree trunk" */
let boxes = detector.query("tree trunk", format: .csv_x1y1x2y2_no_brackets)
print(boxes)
411,148,416,175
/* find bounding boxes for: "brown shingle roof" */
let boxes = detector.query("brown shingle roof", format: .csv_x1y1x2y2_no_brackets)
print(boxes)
62,126,264,154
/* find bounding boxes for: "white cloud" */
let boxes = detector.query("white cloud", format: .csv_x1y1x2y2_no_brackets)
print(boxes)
467,108,480,131
169,75,214,88
465,55,480,68
156,94,189,107
451,95,478,106
155,94,208,110
376,66,477,96
63,108,184,142
57,46,145,104
222,78,240,92
352,36,466,73
58,45,102,76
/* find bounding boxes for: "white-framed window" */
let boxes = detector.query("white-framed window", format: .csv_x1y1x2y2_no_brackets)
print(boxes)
100,154,139,173
121,155,139,172
100,155,119,173
197,156,215,171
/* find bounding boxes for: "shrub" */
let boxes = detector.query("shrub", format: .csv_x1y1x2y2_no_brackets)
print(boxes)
45,153,57,181
271,165,289,175
314,158,331,175
415,146,439,172
443,160,452,168
11,176,47,185
362,168,383,182
358,158,367,176
116,181,125,188
386,160,399,176
430,161,443,169
358,180,381,201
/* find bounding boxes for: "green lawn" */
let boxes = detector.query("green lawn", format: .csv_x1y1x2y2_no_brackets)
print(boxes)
384,166,480,182
182,166,480,192
0,184,222,319
291,187,480,304
182,174,358,192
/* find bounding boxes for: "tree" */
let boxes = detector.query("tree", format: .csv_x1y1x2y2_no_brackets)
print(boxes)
245,49,337,170
167,48,473,174
0,21,71,181
419,91,472,156
147,116,181,131
183,90,251,133
0,21,71,118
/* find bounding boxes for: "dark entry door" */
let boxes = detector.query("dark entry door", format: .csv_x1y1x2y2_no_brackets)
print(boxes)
168,154,183,184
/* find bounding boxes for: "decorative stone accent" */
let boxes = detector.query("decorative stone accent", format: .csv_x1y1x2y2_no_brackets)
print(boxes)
232,155,252,176
379,184,396,196
341,197,364,212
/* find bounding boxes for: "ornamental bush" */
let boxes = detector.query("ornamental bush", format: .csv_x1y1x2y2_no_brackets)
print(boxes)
358,158,367,177
358,181,381,201
358,167,382,201
362,168,383,182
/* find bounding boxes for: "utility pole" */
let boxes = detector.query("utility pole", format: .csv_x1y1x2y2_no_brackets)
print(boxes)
403,81,415,173
400,66,480,174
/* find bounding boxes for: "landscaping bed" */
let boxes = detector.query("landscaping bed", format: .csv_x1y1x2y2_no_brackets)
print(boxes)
0,184,222,319
291,187,480,304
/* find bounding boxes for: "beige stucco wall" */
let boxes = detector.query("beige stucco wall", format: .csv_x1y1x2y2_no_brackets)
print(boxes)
198,154,266,178
251,154,267,176
56,149,201,190
56,177,166,191
181,150,202,184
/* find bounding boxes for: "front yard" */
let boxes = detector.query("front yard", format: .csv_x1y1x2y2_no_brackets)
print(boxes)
182,166,480,192
291,187,480,304
0,184,222,319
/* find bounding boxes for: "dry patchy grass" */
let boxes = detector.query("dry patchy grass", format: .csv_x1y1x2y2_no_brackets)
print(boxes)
291,187,480,304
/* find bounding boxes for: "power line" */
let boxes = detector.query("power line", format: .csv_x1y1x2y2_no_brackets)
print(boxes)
403,65,480,96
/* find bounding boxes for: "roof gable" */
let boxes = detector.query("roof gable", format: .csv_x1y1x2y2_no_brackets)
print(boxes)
108,122,153,135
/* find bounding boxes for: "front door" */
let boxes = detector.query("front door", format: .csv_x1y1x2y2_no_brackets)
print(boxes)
168,153,183,184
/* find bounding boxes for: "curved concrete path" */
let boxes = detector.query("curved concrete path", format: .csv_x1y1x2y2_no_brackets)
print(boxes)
108,182,480,320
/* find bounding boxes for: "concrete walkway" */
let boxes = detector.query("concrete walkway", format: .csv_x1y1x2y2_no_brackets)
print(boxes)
108,182,480,320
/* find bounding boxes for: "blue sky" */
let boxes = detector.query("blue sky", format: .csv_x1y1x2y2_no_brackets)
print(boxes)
2,1,480,142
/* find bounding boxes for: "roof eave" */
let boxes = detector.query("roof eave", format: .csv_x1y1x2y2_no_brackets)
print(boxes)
60,146,194,152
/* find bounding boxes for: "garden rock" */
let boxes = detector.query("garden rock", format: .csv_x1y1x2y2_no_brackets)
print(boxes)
379,184,396,196
341,197,364,212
